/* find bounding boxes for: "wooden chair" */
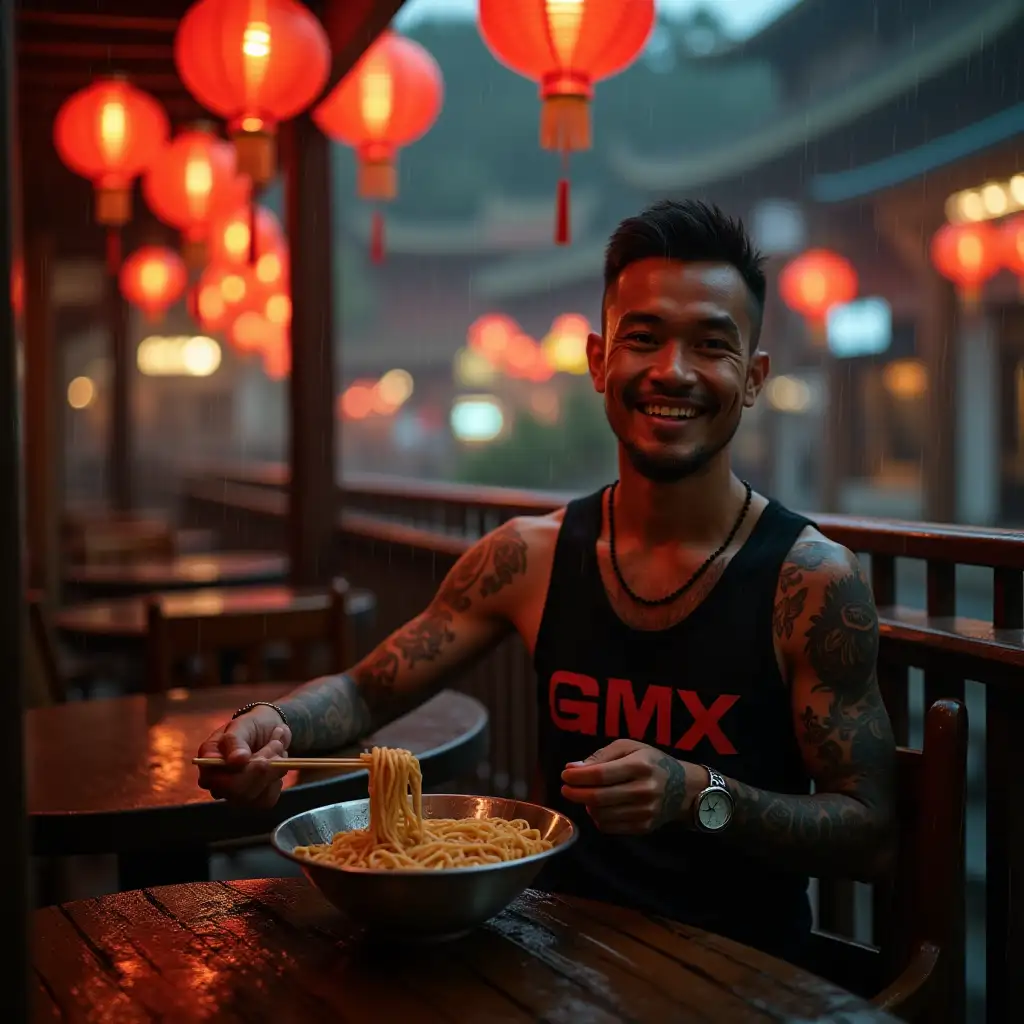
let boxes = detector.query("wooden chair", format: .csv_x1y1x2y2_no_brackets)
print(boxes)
145,578,353,692
25,591,99,704
806,698,968,1021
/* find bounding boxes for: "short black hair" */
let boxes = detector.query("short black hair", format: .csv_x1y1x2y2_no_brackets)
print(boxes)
603,200,767,348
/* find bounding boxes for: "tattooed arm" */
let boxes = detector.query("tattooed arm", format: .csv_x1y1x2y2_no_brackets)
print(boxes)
279,518,535,752
712,535,897,880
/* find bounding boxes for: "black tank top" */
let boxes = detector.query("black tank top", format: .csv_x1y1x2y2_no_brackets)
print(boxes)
532,486,815,963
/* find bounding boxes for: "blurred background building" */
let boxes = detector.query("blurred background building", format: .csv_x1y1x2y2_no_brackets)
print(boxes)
50,0,1024,529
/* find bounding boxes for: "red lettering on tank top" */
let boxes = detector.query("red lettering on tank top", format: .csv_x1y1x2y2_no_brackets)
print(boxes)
548,673,740,754
548,670,600,735
605,678,672,746
674,691,740,755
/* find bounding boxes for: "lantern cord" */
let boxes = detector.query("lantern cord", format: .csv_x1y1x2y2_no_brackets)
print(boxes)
105,228,122,275
371,209,386,265
555,149,571,247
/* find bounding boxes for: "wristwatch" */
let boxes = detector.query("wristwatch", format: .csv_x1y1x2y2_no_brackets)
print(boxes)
692,766,734,833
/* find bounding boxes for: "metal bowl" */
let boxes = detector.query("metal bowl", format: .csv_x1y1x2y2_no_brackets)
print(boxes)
272,794,577,941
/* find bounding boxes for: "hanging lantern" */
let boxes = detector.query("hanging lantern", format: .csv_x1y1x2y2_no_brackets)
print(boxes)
174,0,331,187
53,76,168,231
314,31,443,264
261,328,291,379
930,222,1001,309
230,308,285,355
142,124,249,267
191,262,249,333
207,204,283,267
119,246,188,323
779,248,858,344
999,215,1024,298
478,0,655,245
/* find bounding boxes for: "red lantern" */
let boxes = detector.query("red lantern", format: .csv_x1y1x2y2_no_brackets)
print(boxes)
53,76,169,226
142,124,248,266
478,0,655,245
230,308,285,355
999,215,1024,295
175,0,331,186
119,246,188,322
207,204,283,267
261,328,291,379
779,249,858,342
930,222,1001,307
314,31,443,263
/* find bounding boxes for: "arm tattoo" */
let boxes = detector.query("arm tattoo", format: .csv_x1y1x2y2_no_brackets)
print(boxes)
654,756,688,829
279,673,373,754
726,546,896,880
283,522,529,752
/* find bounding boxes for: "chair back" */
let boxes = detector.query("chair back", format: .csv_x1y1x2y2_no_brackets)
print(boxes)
807,698,968,1022
145,579,352,692
26,591,66,704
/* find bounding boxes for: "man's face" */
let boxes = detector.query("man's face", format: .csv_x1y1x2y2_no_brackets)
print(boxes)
588,258,768,483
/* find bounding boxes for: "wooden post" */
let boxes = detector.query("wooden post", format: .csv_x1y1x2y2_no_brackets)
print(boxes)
284,112,337,586
108,266,132,511
919,273,958,523
22,231,59,596
0,0,31,1016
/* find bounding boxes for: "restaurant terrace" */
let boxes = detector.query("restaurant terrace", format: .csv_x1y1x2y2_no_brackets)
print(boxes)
1,1,1022,1021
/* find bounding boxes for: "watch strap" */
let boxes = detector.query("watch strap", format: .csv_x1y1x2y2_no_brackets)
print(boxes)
704,765,728,791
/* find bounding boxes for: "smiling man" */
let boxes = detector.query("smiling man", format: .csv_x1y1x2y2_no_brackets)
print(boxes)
197,200,897,965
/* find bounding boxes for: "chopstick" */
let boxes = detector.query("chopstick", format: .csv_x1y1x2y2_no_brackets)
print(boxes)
192,757,365,769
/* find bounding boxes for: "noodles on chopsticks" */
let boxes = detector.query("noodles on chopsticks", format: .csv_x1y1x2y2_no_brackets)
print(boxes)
293,747,554,870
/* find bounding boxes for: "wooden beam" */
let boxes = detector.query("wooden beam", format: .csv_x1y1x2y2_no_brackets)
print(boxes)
22,230,59,595
17,11,179,32
322,0,407,94
0,0,30,1016
284,114,336,586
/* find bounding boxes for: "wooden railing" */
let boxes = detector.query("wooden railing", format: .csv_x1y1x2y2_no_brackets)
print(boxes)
181,466,1024,1023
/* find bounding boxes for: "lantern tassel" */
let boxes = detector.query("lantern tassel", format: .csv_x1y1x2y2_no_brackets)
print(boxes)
371,210,385,264
106,229,122,275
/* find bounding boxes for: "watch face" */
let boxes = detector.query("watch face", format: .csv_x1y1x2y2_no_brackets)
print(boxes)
698,790,732,831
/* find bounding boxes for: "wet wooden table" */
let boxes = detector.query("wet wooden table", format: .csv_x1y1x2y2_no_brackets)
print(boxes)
33,879,899,1023
64,551,288,597
27,686,487,890
54,584,377,657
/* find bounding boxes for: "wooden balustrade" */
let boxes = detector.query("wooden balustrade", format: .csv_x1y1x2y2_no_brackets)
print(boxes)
180,466,1024,1022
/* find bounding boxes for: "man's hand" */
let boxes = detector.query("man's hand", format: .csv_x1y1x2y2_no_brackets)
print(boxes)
560,739,704,835
196,707,292,808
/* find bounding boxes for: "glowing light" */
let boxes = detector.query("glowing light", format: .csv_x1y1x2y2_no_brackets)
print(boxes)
541,313,591,374
67,376,96,409
137,335,222,377
451,395,505,443
256,251,283,284
265,292,292,326
883,359,927,400
377,368,414,407
340,381,378,420
765,375,811,413
981,182,1008,217
454,347,498,387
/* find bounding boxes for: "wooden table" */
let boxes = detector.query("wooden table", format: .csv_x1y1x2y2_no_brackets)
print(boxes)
54,584,377,656
64,551,288,597
33,879,899,1023
27,685,487,889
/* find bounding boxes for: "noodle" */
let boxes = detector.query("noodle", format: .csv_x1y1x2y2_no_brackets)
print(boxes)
293,747,554,870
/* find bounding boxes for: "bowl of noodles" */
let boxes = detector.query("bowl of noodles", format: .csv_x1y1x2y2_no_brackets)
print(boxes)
271,747,576,941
